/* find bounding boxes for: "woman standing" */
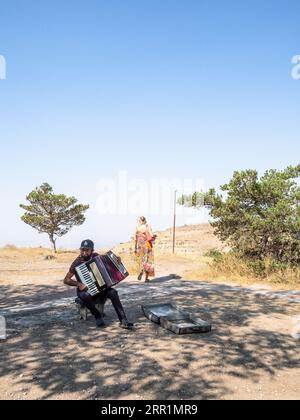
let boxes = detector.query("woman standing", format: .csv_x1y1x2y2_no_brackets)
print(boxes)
134,216,156,282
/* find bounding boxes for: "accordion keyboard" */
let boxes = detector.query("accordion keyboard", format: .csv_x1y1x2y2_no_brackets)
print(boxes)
77,265,99,296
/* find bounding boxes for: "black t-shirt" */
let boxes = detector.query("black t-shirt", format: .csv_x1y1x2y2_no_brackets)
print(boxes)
69,252,99,282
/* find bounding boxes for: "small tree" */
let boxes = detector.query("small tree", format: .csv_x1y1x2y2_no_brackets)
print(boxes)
20,183,89,253
179,165,300,265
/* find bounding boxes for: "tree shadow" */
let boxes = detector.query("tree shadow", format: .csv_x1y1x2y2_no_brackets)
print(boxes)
0,284,75,311
0,279,299,400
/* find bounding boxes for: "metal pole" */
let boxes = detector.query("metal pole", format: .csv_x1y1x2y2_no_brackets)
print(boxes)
172,190,177,254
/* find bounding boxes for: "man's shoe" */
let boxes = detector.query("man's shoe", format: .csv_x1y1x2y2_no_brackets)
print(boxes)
119,319,134,330
95,316,105,327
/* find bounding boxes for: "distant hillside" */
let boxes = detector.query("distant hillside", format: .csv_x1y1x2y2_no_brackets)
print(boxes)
111,223,226,256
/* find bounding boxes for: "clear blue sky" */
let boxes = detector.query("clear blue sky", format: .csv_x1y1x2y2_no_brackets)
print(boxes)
0,0,299,249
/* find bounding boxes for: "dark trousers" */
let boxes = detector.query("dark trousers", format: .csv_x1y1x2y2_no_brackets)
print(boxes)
77,287,127,321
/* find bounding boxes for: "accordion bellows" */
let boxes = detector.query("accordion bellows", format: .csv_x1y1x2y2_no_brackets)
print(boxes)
75,251,129,296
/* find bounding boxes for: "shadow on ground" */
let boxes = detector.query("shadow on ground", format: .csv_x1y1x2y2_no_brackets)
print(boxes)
0,279,299,400
0,284,75,310
147,274,182,284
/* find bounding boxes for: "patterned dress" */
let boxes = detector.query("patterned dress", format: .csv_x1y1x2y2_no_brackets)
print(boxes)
135,225,155,277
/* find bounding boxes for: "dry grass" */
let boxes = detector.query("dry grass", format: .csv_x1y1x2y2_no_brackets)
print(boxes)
1,223,299,290
0,247,79,285
184,253,300,289
113,252,140,276
0,247,77,260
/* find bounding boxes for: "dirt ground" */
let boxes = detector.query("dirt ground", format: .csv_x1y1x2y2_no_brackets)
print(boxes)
0,246,299,401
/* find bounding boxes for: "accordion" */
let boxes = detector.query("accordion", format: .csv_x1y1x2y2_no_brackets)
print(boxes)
75,251,129,296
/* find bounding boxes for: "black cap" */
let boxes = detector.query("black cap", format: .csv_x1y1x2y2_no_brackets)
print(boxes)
80,239,94,250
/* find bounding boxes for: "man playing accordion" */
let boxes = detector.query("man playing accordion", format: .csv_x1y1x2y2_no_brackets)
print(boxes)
64,239,134,329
